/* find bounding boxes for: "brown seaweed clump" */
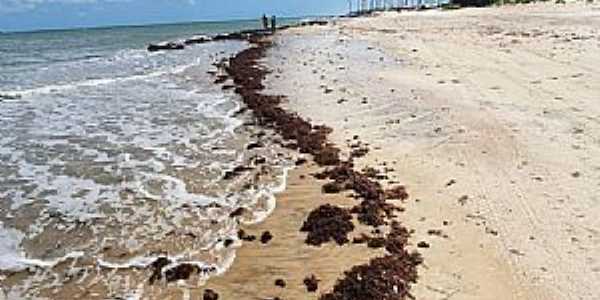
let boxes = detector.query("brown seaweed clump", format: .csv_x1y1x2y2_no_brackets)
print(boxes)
275,278,286,288
148,257,216,284
225,39,341,167
260,231,274,244
165,264,214,282
384,185,409,201
203,289,219,300
320,221,420,299
316,163,402,227
384,221,411,255
319,253,422,300
304,274,320,292
300,204,355,246
224,32,422,300
317,163,384,200
148,257,170,284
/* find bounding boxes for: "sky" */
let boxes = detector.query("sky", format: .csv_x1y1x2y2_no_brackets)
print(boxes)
0,0,349,32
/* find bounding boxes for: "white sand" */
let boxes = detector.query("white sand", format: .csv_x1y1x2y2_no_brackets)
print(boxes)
266,2,600,299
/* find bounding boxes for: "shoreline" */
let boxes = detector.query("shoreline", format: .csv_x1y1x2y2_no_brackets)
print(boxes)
202,30,423,299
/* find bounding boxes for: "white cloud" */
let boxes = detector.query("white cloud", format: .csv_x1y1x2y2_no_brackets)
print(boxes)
0,0,140,13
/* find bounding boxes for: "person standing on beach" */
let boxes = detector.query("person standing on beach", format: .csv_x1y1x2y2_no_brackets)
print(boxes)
271,15,277,32
262,14,269,30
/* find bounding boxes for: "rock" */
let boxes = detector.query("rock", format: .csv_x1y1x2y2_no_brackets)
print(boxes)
147,42,185,52
0,94,21,101
184,35,212,45
300,20,328,26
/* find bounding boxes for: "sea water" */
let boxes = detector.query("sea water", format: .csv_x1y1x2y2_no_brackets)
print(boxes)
0,19,298,299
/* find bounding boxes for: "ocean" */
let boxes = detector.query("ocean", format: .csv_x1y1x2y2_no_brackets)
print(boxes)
0,19,299,299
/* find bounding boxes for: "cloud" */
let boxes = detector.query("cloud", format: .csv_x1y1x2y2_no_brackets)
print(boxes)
0,0,140,13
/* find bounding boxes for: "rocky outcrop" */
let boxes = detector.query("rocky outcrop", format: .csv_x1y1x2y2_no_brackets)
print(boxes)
147,42,185,52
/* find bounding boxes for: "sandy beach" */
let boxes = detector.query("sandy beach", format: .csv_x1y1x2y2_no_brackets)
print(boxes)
2,2,599,300
202,2,600,300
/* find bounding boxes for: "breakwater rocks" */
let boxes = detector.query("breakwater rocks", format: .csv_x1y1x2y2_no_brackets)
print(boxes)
147,29,273,52
147,42,185,52
214,28,422,299
147,20,329,52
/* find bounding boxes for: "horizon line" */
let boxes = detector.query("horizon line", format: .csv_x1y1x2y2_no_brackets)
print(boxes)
0,13,335,34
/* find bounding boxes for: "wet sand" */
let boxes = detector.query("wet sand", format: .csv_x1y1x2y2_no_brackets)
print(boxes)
203,163,386,299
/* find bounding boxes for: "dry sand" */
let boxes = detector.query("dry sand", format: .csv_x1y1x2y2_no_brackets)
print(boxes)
65,2,600,300
251,2,599,300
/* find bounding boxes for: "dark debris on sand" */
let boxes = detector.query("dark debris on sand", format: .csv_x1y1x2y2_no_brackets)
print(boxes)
304,274,320,292
225,39,341,168
384,185,409,201
203,289,219,300
316,163,404,227
300,204,355,246
238,229,257,242
148,257,170,284
165,264,215,282
320,221,421,300
260,231,274,244
224,34,422,300
148,257,216,284
319,252,422,300
275,278,286,288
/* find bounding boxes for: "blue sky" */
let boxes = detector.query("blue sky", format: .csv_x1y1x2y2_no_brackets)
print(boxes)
0,0,348,32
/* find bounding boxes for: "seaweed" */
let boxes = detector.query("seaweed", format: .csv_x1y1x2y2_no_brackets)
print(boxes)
238,229,257,242
225,39,341,168
165,264,197,282
223,166,254,180
384,185,409,201
303,274,320,292
275,278,286,288
319,253,422,300
224,33,421,300
203,289,219,300
300,204,355,246
260,231,274,244
148,257,170,284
